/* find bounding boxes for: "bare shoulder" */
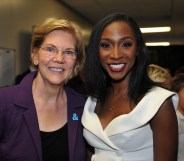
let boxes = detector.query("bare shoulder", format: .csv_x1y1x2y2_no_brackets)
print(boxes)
150,97,177,127
150,97,178,161
150,96,178,142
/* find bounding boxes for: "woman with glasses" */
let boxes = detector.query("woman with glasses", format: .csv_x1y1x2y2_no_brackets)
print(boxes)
0,17,86,161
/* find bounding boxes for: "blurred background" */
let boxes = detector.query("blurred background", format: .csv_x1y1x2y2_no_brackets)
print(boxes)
0,0,184,86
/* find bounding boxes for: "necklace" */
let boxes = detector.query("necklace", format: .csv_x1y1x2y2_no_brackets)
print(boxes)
106,104,117,111
103,93,128,111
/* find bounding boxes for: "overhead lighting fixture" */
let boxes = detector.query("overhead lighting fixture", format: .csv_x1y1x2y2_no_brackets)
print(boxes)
146,42,170,46
140,27,171,33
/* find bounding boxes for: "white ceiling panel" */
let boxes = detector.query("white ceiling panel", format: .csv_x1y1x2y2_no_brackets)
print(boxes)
59,0,184,45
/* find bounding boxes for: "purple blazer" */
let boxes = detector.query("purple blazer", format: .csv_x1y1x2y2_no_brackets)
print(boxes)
0,72,87,161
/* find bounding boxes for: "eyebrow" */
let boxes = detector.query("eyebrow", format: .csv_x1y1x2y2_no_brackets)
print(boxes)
100,36,135,42
43,44,56,47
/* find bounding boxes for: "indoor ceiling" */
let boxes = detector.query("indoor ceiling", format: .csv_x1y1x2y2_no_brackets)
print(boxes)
58,0,184,45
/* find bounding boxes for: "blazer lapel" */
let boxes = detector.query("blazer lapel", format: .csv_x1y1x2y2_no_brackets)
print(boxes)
23,107,42,161
65,87,85,161
68,107,83,161
15,72,42,161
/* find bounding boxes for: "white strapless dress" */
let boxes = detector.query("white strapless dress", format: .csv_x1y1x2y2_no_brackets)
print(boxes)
82,87,178,161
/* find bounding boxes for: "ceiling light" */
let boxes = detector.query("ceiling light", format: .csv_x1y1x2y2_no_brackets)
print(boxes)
140,27,171,33
146,42,170,46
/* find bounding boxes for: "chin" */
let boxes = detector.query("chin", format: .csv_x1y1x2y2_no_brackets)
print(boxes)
49,80,64,86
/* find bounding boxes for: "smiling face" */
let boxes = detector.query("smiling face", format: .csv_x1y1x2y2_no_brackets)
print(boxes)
32,30,77,86
99,21,137,82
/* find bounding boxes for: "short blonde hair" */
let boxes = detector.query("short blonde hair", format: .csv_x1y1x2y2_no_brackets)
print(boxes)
30,17,85,78
148,64,172,89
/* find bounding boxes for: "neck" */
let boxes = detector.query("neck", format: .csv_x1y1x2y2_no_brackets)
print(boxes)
32,76,65,103
111,73,129,93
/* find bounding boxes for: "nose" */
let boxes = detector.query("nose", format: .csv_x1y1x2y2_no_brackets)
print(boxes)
54,51,66,63
110,46,123,60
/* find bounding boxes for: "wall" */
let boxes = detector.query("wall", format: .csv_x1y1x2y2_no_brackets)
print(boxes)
0,0,92,78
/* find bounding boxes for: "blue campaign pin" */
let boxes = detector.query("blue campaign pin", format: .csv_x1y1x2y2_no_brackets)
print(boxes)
72,113,79,121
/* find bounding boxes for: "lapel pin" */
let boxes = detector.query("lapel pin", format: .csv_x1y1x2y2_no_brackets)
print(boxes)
72,113,79,121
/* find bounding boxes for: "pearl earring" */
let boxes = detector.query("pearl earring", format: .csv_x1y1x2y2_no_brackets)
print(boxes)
34,60,38,65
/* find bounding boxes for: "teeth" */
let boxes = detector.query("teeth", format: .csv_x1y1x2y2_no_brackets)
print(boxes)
50,68,63,72
110,64,124,69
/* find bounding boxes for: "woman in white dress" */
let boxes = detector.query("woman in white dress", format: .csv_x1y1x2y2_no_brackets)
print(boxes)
82,13,178,161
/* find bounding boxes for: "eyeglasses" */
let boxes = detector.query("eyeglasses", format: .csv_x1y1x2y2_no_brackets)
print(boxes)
39,46,77,60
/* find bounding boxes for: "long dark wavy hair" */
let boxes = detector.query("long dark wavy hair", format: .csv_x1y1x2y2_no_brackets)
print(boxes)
84,13,157,104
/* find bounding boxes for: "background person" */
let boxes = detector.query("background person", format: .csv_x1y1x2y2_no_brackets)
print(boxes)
171,73,184,161
148,64,172,89
82,13,178,161
0,17,86,161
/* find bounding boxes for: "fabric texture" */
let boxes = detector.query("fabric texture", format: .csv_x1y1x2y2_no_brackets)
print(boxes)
82,87,178,161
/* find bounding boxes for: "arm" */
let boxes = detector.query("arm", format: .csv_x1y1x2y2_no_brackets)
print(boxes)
150,97,178,161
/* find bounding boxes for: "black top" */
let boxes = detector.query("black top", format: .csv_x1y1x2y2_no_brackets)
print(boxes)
40,123,69,161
